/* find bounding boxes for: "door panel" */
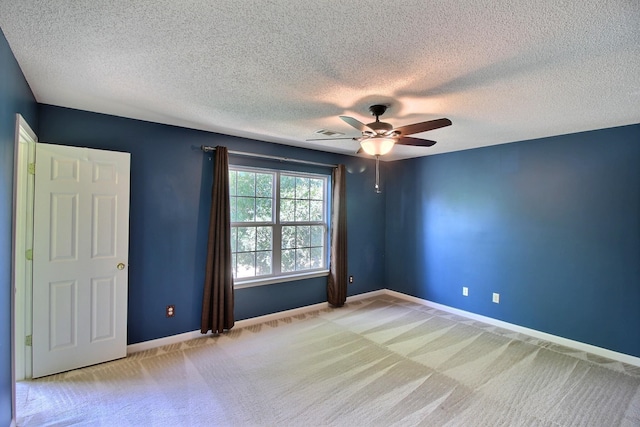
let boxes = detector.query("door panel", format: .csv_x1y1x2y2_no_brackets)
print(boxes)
92,195,117,258
91,276,116,342
50,193,78,261
50,279,77,349
33,143,130,378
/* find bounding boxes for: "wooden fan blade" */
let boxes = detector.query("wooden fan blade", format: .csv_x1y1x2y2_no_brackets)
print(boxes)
394,118,452,136
340,116,372,133
395,136,438,147
306,137,357,141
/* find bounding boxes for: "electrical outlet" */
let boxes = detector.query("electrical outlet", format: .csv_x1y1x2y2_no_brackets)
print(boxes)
492,293,500,304
166,305,175,317
462,287,468,296
349,276,354,284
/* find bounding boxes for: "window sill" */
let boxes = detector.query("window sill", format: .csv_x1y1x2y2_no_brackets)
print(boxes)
234,270,329,289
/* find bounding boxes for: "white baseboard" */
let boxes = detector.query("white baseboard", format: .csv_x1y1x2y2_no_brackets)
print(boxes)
127,288,640,368
127,290,386,354
127,330,204,354
383,289,640,367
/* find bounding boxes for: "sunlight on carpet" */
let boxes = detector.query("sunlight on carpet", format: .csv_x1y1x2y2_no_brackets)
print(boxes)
17,295,640,426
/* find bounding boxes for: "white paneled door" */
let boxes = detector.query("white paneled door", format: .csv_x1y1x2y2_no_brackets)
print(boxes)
32,143,130,378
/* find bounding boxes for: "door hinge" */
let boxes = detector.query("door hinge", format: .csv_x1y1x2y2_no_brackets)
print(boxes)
28,162,35,175
25,249,33,260
25,335,32,346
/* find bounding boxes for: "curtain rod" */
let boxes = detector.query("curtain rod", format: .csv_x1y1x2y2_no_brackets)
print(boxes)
201,145,337,168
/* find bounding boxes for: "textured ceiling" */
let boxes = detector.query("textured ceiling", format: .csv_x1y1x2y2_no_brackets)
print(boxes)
1,1,639,160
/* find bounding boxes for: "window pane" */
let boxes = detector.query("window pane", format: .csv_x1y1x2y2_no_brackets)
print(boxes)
280,175,296,199
237,252,255,278
281,249,295,272
310,225,324,247
310,247,323,268
256,226,272,251
229,171,237,196
256,251,272,275
282,226,295,249
296,177,310,198
296,248,310,270
256,173,273,197
309,178,323,200
255,198,272,222
236,197,255,222
296,226,310,248
237,172,255,197
231,227,237,252
237,227,256,252
231,253,236,277
280,199,295,222
295,200,309,222
230,196,237,222
310,201,323,221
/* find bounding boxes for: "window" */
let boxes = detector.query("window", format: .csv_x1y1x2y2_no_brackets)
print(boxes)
229,166,329,286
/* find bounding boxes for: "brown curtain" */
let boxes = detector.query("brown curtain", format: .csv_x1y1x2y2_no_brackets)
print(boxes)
327,164,347,307
201,146,235,334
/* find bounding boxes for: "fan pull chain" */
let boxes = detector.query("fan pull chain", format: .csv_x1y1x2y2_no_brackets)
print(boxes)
375,155,381,193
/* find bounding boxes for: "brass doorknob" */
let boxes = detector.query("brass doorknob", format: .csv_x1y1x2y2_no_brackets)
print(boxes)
117,263,126,270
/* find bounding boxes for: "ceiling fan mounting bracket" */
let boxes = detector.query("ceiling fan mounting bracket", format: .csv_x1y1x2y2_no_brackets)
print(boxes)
369,104,389,119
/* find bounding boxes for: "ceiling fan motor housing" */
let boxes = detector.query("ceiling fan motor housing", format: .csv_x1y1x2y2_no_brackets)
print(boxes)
366,121,393,134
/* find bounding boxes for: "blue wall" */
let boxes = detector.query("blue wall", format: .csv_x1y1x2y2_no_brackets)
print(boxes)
37,105,386,344
0,28,38,426
385,124,640,357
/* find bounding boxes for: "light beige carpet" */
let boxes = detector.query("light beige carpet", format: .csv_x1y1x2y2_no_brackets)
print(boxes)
17,295,640,426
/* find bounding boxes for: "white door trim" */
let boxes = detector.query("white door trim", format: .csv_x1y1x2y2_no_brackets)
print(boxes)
11,114,37,422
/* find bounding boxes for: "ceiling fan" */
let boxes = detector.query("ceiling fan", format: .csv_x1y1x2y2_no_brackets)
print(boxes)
308,104,452,156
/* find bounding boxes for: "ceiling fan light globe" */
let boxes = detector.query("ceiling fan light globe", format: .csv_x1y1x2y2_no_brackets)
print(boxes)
360,137,395,156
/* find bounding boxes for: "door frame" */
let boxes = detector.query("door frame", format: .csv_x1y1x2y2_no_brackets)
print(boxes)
11,114,37,417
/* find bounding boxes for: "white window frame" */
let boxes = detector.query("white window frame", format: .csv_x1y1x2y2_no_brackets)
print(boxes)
229,165,330,288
